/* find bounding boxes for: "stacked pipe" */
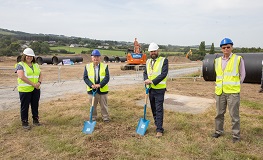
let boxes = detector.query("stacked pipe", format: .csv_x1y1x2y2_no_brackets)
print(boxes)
52,56,82,65
202,53,263,84
104,56,115,63
16,55,83,65
36,57,53,65
115,56,126,62
104,56,126,63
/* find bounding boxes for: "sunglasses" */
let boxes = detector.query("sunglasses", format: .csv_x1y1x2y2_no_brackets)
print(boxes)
222,46,231,49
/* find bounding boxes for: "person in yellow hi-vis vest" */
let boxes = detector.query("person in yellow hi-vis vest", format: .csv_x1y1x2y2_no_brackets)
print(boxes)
15,48,43,130
212,38,246,143
83,49,110,122
143,42,168,138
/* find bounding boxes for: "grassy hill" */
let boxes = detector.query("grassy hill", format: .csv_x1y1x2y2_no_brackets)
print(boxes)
0,29,16,35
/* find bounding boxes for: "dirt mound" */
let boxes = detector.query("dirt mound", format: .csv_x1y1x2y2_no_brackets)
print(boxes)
167,56,191,63
0,56,18,67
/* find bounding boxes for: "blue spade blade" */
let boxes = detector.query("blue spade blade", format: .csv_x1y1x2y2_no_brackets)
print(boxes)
82,121,96,134
136,118,150,136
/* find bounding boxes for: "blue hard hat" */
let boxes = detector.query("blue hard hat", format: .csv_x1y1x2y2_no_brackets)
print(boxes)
91,49,101,56
220,38,233,47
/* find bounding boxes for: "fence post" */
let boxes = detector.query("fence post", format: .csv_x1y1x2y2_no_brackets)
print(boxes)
58,66,61,83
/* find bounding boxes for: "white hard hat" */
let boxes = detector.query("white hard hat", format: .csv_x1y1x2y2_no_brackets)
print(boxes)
148,42,159,51
23,48,35,56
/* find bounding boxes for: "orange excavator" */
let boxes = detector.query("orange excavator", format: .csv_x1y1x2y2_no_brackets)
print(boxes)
121,38,147,70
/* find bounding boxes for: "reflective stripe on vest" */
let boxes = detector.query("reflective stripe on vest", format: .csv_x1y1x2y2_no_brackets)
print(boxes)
86,63,109,92
215,54,241,95
17,62,40,92
146,57,167,89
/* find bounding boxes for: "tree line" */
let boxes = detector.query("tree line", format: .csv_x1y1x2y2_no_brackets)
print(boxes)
0,28,262,60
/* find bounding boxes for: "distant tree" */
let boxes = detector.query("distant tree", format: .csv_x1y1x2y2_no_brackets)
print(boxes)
199,41,205,51
31,41,50,54
240,47,249,53
31,41,41,53
40,42,50,54
198,41,206,56
9,42,20,52
209,43,215,54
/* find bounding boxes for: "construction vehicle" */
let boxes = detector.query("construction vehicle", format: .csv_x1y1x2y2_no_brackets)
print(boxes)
120,38,147,70
186,49,192,59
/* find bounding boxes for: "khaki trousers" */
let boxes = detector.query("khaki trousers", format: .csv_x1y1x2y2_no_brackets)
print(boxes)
215,93,240,138
89,93,109,120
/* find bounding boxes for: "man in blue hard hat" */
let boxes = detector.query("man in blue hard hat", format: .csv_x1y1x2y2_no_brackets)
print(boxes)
83,49,110,122
212,38,246,143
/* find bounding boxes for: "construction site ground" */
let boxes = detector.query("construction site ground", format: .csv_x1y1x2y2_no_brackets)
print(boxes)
1,55,262,159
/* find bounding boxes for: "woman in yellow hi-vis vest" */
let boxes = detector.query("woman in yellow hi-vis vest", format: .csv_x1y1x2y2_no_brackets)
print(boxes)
16,48,43,130
212,38,246,143
143,42,168,138
83,49,110,122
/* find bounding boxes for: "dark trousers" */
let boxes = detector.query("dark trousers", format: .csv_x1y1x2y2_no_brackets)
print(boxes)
19,89,40,122
149,89,165,133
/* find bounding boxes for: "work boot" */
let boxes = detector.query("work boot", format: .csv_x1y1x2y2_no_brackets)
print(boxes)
156,132,163,138
211,133,221,138
22,120,31,130
232,137,240,143
258,88,263,93
103,118,110,123
33,118,41,126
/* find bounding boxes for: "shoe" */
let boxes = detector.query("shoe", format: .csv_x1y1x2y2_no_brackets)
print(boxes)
258,88,263,93
22,121,31,130
232,137,240,143
212,133,221,138
33,118,41,126
103,119,110,123
156,132,163,138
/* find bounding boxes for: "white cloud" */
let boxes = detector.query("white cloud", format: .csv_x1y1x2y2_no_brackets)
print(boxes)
0,0,263,47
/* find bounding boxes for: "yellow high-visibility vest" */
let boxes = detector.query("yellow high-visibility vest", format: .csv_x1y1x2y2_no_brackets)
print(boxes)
17,62,40,92
146,57,167,89
215,54,241,95
86,63,108,92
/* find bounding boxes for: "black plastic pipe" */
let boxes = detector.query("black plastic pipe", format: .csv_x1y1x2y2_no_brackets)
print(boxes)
203,53,263,84
52,56,83,65
115,56,126,63
104,56,115,63
17,55,22,62
36,57,53,65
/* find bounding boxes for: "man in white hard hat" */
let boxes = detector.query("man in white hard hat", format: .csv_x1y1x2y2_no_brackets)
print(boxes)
15,48,43,130
143,42,168,138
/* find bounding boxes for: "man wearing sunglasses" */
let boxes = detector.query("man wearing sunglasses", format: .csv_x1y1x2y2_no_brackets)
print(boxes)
212,38,246,143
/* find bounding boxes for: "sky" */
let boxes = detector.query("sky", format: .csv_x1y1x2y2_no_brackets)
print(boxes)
1,0,263,48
